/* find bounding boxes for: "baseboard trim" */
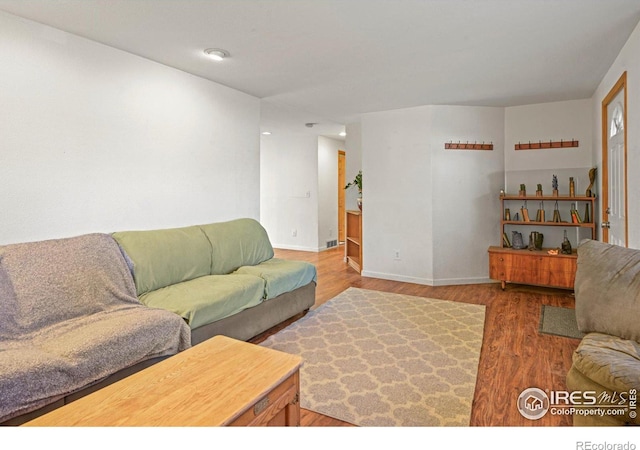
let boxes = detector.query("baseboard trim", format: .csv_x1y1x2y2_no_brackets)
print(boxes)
361,271,493,287
361,271,434,286
273,244,322,252
431,276,494,286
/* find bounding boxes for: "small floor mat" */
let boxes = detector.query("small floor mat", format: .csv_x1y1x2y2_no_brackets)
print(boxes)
539,305,585,339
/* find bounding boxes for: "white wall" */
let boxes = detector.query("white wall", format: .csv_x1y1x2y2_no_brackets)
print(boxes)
505,99,593,174
430,106,505,284
361,105,504,285
317,136,341,249
592,20,640,249
504,99,594,250
0,11,260,245
361,106,435,284
260,133,319,251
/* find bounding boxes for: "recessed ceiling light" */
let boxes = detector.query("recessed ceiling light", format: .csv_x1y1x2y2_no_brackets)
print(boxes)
261,131,272,135
204,48,230,61
339,131,347,137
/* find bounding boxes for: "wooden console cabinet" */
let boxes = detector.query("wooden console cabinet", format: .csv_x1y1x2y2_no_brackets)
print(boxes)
488,246,577,290
490,193,595,289
345,210,362,273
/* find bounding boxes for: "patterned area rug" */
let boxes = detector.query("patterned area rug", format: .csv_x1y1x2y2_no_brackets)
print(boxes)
260,287,486,426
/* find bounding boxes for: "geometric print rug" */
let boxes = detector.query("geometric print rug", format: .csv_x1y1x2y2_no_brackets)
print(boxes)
260,287,486,426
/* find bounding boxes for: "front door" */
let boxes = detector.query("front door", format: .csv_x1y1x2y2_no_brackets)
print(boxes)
602,72,628,246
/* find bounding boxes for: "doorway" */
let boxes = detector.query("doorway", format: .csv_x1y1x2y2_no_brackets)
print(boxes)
601,72,628,246
338,150,346,243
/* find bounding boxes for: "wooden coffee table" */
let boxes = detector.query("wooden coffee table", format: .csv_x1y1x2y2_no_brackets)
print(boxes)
23,335,302,426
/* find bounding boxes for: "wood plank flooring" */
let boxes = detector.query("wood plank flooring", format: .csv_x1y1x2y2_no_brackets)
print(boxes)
250,245,580,427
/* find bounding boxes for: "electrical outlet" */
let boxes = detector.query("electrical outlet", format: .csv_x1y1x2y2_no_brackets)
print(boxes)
292,229,297,237
394,250,401,260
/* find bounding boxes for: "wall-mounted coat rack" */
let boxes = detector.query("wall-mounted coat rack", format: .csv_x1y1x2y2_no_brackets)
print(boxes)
515,139,579,150
445,141,493,151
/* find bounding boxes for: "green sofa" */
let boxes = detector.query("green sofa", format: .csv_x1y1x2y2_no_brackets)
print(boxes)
112,218,317,345
566,239,640,426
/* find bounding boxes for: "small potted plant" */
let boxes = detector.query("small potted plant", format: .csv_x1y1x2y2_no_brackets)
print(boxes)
345,170,362,210
536,184,543,197
519,184,526,197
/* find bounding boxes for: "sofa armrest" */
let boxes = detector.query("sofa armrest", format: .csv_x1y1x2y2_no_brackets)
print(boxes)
574,239,640,342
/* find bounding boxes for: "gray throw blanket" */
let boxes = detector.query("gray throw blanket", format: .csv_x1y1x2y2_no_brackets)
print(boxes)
0,233,191,423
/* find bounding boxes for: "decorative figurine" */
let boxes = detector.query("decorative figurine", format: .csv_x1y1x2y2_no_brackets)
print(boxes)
535,232,544,250
586,167,597,197
529,232,544,251
569,177,575,197
512,231,526,249
519,184,526,197
535,201,545,222
561,230,572,255
584,203,591,223
552,201,562,222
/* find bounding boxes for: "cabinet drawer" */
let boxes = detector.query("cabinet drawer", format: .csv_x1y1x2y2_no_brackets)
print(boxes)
489,253,511,279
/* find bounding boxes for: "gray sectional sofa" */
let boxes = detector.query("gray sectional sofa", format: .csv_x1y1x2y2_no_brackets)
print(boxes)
566,239,640,426
0,218,316,425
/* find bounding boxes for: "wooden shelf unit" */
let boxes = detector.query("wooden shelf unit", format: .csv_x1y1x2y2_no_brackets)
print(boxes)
500,195,596,238
490,194,596,289
345,210,362,274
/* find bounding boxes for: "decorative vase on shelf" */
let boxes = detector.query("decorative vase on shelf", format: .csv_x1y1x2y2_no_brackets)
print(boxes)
519,184,526,197
586,167,596,197
512,231,526,249
561,230,572,255
569,177,575,197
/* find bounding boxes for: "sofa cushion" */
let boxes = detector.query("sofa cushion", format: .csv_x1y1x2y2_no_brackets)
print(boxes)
113,225,212,296
199,219,274,275
139,274,265,329
234,258,317,300
574,239,640,342
571,332,640,392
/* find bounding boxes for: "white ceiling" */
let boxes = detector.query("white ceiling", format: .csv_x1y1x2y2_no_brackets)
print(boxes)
1,0,640,136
